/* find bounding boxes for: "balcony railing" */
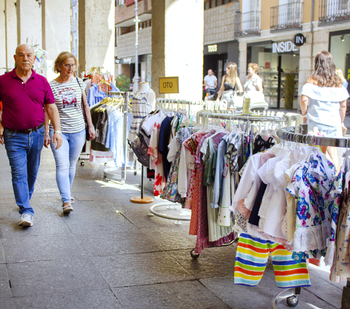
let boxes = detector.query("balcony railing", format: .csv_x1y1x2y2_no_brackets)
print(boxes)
319,0,350,25
234,11,260,37
270,1,302,31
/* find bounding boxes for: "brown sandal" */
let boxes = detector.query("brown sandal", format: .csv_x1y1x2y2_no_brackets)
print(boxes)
62,202,73,214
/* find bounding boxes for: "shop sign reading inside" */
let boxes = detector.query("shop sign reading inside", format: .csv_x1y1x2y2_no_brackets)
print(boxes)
208,44,218,53
159,77,179,94
272,41,298,53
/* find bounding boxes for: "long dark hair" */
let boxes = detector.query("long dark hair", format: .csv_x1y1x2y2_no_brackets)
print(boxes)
310,51,342,87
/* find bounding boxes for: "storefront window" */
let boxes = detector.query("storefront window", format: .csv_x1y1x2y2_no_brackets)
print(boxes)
330,32,350,83
247,41,299,109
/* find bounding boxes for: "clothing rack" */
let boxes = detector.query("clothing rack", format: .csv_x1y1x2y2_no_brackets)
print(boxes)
101,91,131,184
185,112,298,307
148,99,205,224
273,125,350,308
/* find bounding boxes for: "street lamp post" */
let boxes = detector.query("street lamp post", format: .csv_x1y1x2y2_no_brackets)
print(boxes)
133,0,140,92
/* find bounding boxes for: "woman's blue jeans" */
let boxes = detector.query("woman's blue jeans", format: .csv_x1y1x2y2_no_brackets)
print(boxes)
49,129,86,204
4,126,45,215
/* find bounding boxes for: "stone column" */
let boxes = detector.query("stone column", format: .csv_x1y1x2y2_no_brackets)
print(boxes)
5,0,17,71
78,0,115,76
152,0,204,101
238,40,247,83
16,0,42,46
41,0,71,80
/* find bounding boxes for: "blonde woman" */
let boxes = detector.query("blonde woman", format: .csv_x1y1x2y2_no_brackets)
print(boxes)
335,68,348,89
45,51,95,213
217,62,243,109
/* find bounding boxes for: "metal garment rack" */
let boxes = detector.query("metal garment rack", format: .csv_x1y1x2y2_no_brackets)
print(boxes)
272,125,350,308
102,91,131,184
148,99,205,225
190,111,287,255
189,113,305,307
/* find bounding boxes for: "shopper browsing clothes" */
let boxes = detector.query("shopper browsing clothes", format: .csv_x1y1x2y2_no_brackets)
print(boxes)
300,51,349,172
216,62,243,109
203,69,217,97
45,51,95,214
0,44,62,227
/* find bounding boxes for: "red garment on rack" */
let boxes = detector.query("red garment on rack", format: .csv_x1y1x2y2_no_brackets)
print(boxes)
191,130,236,254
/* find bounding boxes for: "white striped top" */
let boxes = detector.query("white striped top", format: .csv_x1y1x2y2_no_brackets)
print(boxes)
49,78,86,133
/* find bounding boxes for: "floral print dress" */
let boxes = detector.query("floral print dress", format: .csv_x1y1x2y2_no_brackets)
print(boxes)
286,150,337,258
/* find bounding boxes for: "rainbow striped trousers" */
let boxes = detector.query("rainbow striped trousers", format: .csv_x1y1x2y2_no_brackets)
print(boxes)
234,233,311,288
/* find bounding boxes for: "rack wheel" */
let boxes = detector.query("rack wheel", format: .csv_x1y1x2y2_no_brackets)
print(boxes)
286,296,298,307
190,249,200,259
134,171,137,175
80,161,84,166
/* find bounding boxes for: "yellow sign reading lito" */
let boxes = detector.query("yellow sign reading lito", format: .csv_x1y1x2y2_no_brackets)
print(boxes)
159,77,179,94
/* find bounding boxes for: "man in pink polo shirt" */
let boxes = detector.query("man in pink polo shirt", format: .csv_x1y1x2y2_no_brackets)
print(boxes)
0,44,62,227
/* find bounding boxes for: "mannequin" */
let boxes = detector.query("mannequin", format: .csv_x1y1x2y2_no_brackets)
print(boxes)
136,82,156,110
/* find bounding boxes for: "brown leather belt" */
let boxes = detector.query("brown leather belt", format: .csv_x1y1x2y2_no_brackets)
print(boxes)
5,122,44,134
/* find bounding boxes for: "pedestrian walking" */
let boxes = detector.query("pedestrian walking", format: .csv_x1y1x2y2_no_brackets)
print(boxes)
45,51,95,214
204,69,217,97
0,44,62,227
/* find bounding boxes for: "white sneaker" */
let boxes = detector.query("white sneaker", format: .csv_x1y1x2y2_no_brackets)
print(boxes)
19,213,34,227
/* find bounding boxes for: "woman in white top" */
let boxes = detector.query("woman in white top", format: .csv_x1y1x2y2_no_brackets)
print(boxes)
301,51,349,172
243,63,265,105
45,52,95,213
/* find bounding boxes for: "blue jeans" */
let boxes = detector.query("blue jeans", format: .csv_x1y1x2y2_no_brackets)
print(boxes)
4,125,45,215
49,129,86,204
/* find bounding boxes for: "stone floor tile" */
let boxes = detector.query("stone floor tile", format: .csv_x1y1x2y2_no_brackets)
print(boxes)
62,206,137,235
7,257,109,297
166,246,237,279
143,226,197,251
0,207,72,238
2,234,86,263
76,231,162,257
0,264,12,298
91,251,195,288
14,289,122,309
113,280,231,309
0,241,5,264
0,298,16,309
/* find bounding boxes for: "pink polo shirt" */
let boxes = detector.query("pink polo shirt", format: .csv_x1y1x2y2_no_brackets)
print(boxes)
0,68,55,130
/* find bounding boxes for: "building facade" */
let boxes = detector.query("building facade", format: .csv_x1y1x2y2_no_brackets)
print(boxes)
235,0,350,109
115,0,239,90
115,0,152,85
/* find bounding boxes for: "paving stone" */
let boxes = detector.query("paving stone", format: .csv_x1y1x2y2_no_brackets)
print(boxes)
91,252,195,288
62,205,137,235
7,257,109,297
0,241,6,264
144,226,197,251
166,246,237,279
0,264,12,298
14,289,122,309
2,234,86,263
0,206,71,238
0,298,16,309
113,280,231,309
76,231,162,257
303,267,344,309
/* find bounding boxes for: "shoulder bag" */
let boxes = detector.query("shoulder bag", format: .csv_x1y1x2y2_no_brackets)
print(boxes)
76,77,91,141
